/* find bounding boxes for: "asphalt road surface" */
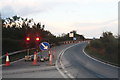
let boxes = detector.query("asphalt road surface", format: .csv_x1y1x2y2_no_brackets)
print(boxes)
2,43,75,78
2,42,119,79
60,42,119,79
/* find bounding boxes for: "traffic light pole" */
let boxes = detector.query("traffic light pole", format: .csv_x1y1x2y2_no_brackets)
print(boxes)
35,37,40,53
27,49,29,56
26,37,30,56
36,42,39,53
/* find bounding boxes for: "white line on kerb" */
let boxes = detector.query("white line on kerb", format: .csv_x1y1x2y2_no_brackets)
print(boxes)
83,49,119,69
56,43,80,79
56,42,119,79
55,48,68,78
56,60,68,78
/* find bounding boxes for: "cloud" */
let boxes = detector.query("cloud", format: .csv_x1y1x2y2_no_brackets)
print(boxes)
0,6,16,18
69,19,118,38
42,19,117,38
44,21,75,35
0,0,118,18
0,0,61,18
72,19,117,28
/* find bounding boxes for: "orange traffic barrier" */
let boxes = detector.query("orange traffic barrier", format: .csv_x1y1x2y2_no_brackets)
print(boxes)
33,52,37,65
48,50,53,65
49,54,53,65
5,52,10,66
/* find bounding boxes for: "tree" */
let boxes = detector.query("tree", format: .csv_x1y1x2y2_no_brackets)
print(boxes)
12,15,20,21
37,22,41,29
42,25,45,30
97,32,118,54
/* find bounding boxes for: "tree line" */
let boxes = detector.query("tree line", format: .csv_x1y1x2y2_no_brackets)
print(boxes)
2,15,85,54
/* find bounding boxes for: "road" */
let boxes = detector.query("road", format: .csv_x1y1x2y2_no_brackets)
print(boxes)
2,42,119,79
59,42,119,79
2,43,75,78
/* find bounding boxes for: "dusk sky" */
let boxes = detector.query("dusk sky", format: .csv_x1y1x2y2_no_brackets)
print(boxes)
0,0,119,38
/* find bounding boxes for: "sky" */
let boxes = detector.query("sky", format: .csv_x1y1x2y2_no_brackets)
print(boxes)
0,0,119,38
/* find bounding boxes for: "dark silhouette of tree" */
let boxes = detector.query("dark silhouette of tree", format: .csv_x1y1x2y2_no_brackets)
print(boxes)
42,25,45,30
37,22,41,29
2,15,86,54
12,15,20,21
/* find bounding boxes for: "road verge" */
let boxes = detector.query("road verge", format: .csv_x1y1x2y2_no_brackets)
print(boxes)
84,42,119,68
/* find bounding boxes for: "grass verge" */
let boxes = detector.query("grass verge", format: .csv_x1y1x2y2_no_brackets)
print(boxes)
85,45,119,67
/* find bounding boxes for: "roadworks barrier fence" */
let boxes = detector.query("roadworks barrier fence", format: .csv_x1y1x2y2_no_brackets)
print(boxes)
1,48,36,64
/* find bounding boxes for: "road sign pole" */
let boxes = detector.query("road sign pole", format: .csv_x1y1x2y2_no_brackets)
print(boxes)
27,49,29,56
36,49,38,53
35,37,40,52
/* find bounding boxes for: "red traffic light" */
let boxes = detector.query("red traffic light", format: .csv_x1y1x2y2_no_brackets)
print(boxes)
26,37,30,41
36,37,40,41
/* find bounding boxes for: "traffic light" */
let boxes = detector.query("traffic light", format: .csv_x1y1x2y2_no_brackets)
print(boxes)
35,37,40,41
26,37,30,41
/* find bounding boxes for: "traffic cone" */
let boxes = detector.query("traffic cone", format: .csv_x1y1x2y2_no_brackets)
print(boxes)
49,50,53,65
33,52,37,65
5,52,10,66
49,54,53,65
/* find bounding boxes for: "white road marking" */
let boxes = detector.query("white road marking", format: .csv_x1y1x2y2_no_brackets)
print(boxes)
83,49,120,69
56,43,80,79
56,60,68,78
56,41,119,79
64,70,68,73
83,42,119,68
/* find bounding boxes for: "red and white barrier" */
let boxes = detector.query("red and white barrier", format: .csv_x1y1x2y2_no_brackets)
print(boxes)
33,52,37,65
49,50,54,65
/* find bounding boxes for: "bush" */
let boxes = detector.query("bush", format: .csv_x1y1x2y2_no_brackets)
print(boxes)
86,32,119,65
90,40,102,49
2,38,25,54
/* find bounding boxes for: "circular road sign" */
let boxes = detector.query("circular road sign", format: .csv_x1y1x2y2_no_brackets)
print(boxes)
39,42,50,50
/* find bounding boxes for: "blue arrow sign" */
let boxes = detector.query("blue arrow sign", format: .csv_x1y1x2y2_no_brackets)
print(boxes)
39,42,50,50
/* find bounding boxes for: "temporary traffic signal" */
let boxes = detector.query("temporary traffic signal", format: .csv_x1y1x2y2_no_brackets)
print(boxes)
26,37,30,41
36,37,40,41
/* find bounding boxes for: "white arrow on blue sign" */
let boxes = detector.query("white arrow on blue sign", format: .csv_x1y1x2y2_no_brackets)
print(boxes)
39,42,50,50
